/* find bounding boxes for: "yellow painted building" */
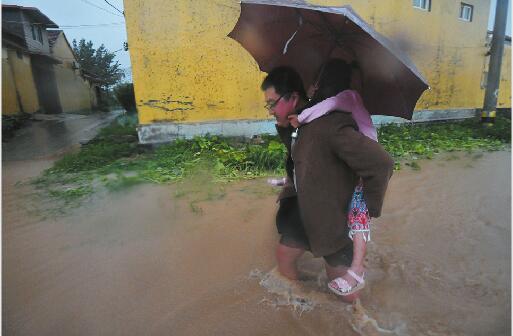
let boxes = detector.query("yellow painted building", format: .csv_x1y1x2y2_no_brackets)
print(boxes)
124,0,511,143
49,31,94,113
2,47,40,115
2,49,21,115
495,37,511,107
2,5,99,116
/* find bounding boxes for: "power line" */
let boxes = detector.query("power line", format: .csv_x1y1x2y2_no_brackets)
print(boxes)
79,0,124,18
80,0,123,17
60,22,125,29
103,0,124,15
2,20,125,28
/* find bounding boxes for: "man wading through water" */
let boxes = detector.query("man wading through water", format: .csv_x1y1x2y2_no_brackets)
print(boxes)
261,64,394,302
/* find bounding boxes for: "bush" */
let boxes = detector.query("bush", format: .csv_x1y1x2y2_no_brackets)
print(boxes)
114,83,136,113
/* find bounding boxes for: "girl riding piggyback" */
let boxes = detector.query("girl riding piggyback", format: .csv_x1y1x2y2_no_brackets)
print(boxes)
289,59,378,296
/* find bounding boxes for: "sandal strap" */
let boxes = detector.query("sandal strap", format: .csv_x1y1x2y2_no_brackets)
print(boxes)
332,277,352,291
347,270,365,284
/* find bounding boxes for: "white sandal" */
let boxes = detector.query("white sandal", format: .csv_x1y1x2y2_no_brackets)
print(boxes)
328,269,365,296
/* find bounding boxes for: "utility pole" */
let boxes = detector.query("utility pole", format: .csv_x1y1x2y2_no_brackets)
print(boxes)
482,0,509,125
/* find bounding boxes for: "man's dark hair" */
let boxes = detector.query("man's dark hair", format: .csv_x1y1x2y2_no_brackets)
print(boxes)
261,66,307,101
310,58,354,106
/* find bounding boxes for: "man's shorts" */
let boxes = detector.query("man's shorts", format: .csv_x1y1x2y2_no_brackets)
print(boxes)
276,196,353,267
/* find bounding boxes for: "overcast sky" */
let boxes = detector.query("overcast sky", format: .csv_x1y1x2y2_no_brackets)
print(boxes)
3,0,512,82
488,0,512,33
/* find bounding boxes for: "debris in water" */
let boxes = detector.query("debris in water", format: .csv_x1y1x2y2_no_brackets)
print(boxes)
349,299,408,336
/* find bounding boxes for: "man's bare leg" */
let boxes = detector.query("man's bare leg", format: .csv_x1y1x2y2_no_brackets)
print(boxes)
275,243,305,280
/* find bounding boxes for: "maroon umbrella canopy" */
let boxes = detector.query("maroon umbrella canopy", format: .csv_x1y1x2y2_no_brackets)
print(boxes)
228,0,429,120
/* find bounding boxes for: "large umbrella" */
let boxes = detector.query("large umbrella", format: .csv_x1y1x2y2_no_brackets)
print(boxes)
228,0,429,120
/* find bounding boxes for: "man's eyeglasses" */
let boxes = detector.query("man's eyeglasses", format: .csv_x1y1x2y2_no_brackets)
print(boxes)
264,94,285,111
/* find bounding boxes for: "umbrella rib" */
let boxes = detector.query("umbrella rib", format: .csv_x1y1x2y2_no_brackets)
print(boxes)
318,13,345,44
283,9,304,54
317,12,359,59
302,14,367,44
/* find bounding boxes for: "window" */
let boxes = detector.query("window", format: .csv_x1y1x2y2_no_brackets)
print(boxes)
37,26,43,43
413,0,431,11
31,25,37,40
460,3,473,22
31,25,43,43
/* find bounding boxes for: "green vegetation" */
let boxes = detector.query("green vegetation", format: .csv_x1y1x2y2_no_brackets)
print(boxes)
113,83,136,113
33,116,510,204
48,186,93,203
378,117,510,169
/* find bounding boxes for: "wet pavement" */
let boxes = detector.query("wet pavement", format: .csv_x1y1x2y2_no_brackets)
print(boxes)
2,110,123,162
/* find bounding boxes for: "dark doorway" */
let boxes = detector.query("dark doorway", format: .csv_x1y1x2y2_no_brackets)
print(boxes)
31,56,62,114
95,85,102,106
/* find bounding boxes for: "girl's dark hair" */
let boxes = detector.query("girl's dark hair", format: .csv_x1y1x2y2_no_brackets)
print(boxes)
261,66,308,101
308,58,356,107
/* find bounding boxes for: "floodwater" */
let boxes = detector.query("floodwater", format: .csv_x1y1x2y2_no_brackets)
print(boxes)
2,111,121,161
3,151,511,335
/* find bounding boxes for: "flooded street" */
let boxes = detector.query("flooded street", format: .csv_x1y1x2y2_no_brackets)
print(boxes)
2,111,121,161
3,151,510,335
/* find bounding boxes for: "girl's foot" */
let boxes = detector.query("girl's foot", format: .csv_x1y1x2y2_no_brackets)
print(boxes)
328,268,365,296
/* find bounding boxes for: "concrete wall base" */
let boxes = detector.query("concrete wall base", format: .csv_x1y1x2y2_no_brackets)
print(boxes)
137,109,479,144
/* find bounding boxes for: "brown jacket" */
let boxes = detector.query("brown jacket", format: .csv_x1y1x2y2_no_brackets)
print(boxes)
277,111,394,257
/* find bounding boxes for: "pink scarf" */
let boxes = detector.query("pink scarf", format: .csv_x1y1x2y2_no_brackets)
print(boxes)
298,90,378,142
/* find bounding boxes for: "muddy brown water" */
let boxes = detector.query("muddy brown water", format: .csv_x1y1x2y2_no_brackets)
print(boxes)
3,151,511,335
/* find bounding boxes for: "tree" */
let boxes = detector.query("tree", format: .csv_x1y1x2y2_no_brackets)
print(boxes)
114,83,136,113
72,38,124,88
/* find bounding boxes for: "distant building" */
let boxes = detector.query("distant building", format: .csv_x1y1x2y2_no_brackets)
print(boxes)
2,5,100,115
124,0,511,143
47,30,104,112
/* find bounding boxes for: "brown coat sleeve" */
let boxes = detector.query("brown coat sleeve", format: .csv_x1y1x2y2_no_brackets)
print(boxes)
275,125,297,201
329,124,394,217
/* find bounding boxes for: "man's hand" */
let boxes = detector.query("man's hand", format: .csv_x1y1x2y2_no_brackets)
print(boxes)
288,114,301,128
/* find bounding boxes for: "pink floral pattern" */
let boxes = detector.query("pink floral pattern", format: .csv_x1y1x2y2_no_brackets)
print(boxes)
347,184,371,241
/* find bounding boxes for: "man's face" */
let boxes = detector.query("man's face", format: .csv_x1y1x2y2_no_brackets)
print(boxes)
264,86,297,127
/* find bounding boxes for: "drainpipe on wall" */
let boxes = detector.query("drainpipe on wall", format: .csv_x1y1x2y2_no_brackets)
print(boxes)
482,0,509,125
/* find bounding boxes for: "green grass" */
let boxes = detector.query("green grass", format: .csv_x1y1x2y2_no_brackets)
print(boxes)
104,175,146,192
378,117,510,169
47,186,93,204
33,115,510,204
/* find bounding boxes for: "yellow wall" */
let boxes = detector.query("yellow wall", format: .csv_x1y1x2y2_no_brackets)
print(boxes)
52,34,92,113
2,48,21,115
124,0,511,125
498,44,511,108
125,1,266,124
2,48,40,115
53,66,93,112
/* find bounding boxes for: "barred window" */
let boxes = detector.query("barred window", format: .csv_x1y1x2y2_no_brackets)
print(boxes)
413,0,431,11
460,3,473,22
37,26,43,43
